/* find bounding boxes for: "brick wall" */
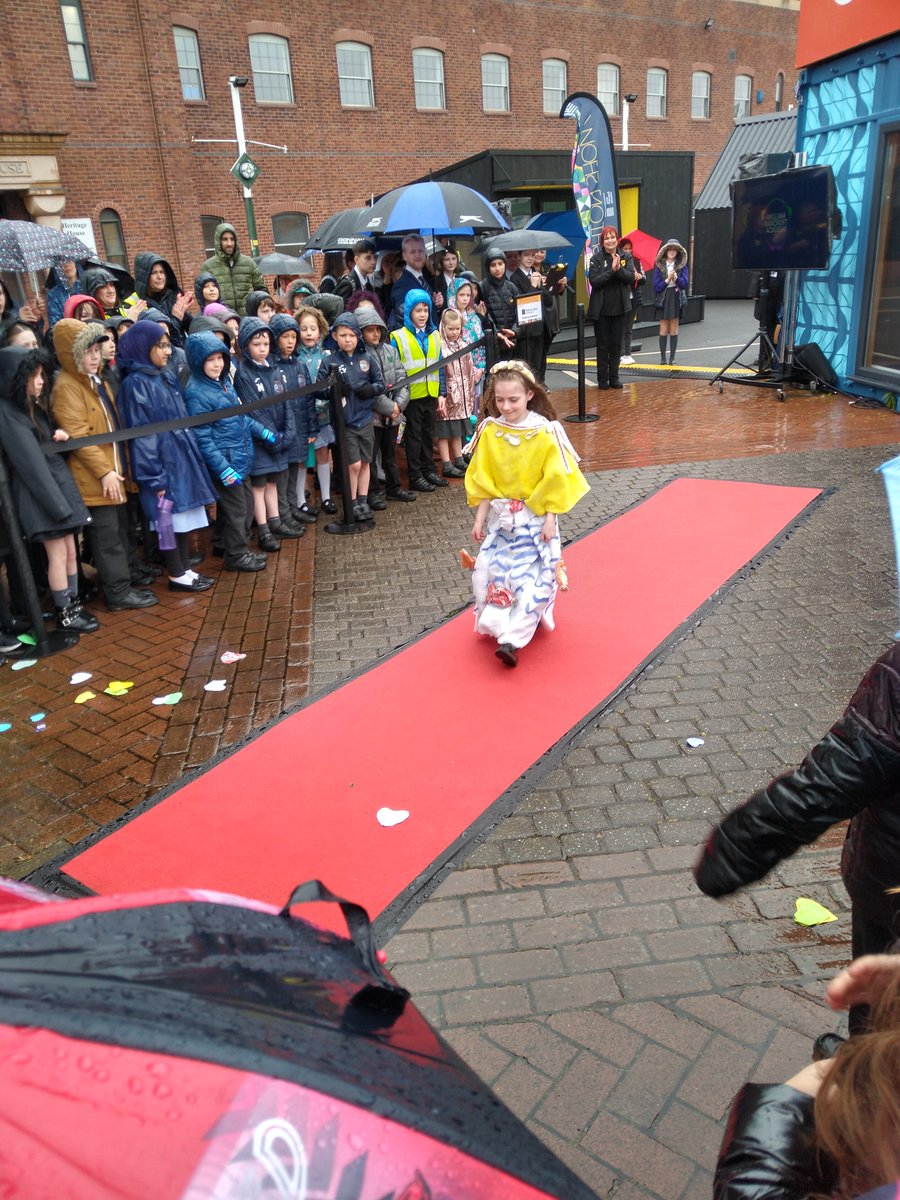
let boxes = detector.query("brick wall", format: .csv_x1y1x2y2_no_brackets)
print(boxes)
3,0,798,285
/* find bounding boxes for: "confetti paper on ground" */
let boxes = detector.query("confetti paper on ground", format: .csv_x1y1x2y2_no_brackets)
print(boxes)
220,651,246,664
686,737,705,748
0,723,10,733
17,633,36,646
29,713,45,723
152,692,183,706
104,681,135,697
376,807,410,827
11,659,37,671
69,672,92,685
203,680,227,692
794,897,838,926
74,691,96,704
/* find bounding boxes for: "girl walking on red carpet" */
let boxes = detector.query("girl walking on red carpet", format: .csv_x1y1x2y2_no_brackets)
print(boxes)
465,360,589,667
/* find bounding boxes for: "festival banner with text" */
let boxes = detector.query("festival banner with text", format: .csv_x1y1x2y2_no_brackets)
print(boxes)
559,92,621,285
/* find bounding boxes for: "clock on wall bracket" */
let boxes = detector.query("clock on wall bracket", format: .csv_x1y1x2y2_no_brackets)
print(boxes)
230,153,261,186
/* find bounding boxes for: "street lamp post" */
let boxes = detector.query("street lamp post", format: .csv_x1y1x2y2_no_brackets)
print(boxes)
622,94,638,151
229,75,259,257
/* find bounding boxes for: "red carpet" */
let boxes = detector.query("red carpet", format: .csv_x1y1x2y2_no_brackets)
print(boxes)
64,479,821,925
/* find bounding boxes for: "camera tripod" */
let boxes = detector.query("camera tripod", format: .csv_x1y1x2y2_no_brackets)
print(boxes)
709,282,788,400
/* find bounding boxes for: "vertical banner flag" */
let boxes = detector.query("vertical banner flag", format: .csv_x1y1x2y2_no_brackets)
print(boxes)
877,453,900,633
559,92,621,287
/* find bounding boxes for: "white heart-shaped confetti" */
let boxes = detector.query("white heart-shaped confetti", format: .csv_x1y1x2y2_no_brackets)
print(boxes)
686,737,705,748
204,679,227,692
70,671,93,685
220,651,246,664
376,807,410,827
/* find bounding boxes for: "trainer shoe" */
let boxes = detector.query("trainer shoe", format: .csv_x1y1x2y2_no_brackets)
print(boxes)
620,355,635,365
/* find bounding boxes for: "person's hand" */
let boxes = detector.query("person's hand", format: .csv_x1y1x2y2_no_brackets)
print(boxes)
100,470,125,502
612,253,620,271
172,293,190,320
220,466,241,487
530,270,542,287
499,329,516,348
475,301,487,316
156,489,166,500
124,299,147,320
827,954,900,1012
434,291,444,308
541,513,557,542
472,520,485,543
784,1059,833,1098
52,428,69,442
437,398,447,416
391,403,400,420
18,302,39,324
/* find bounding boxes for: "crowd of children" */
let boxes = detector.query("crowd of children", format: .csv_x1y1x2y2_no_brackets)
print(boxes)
0,236,504,642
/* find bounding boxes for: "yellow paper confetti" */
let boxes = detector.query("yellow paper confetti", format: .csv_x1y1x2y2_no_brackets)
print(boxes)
104,680,134,697
74,691,96,704
794,897,838,926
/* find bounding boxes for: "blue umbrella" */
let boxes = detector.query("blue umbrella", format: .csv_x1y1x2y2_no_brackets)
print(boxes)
360,181,509,236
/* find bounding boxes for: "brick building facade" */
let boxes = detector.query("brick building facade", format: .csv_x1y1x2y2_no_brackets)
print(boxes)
1,0,798,287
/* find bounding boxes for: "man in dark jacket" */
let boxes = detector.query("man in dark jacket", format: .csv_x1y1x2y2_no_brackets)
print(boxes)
694,641,900,1033
200,223,266,317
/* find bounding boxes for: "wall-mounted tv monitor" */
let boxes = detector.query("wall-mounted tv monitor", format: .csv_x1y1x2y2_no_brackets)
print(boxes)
731,165,837,271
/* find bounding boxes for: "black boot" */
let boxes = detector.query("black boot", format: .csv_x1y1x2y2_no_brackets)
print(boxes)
57,601,100,633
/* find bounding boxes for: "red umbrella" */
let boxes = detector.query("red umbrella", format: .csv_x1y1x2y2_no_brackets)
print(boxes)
622,228,662,272
0,878,599,1200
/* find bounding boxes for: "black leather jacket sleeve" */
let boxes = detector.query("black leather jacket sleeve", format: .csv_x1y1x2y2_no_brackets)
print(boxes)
714,1083,835,1200
694,714,896,897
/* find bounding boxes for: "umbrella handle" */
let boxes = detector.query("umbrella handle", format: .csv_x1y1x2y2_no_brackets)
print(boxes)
280,879,409,1016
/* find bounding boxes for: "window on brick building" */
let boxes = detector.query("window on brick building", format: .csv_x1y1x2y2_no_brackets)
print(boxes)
542,59,567,115
272,212,310,256
647,68,667,117
336,42,375,108
482,54,510,112
413,49,445,110
596,64,619,117
734,74,752,119
249,34,294,104
99,209,127,268
173,27,205,101
691,71,711,119
201,215,225,257
60,2,92,82
774,71,785,112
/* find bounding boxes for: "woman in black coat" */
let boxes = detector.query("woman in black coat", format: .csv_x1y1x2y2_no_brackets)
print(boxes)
587,225,634,389
0,345,97,632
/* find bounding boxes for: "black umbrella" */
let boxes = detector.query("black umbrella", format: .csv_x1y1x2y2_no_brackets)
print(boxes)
303,207,370,252
475,229,573,254
254,251,315,275
81,256,136,297
0,219,93,272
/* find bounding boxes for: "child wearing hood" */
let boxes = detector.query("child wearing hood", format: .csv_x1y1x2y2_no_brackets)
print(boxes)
323,312,384,521
436,307,480,478
0,345,97,633
194,272,221,311
117,321,216,591
233,317,300,551
355,305,414,505
652,239,689,365
133,253,196,341
270,313,317,525
389,289,444,493
51,319,158,612
184,330,271,573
